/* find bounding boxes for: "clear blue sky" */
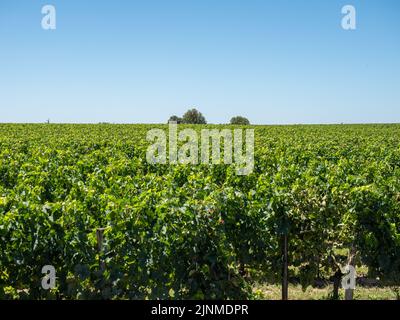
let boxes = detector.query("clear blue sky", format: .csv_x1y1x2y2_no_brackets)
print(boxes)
0,0,399,124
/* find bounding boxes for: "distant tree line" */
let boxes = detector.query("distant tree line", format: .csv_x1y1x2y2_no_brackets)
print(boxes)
168,108,250,125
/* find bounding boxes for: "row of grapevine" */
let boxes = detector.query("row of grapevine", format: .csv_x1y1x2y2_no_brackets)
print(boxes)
0,124,400,299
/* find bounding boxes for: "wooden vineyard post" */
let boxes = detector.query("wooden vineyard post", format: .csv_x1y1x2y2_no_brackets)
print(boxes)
344,283,353,300
345,247,356,300
282,233,288,300
96,228,106,272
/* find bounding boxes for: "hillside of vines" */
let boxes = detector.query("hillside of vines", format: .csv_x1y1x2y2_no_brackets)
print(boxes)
1,123,400,299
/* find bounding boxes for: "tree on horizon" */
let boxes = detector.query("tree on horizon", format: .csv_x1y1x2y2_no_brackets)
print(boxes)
230,116,250,125
181,108,207,124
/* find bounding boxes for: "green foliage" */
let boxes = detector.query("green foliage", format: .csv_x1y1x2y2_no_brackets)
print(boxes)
0,123,400,299
230,116,250,125
168,115,182,124
182,109,207,124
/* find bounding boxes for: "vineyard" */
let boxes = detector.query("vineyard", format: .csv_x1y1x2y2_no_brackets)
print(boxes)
1,123,400,299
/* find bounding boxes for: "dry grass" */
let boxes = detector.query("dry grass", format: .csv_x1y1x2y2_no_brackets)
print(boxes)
253,283,399,300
